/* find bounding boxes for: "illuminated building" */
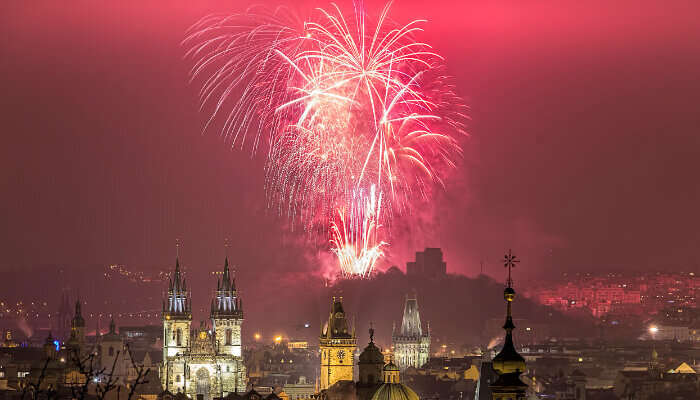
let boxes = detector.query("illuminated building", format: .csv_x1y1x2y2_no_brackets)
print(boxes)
287,341,309,350
319,297,356,390
391,295,430,370
2,330,18,348
283,376,316,400
320,327,420,400
161,257,246,400
66,299,86,352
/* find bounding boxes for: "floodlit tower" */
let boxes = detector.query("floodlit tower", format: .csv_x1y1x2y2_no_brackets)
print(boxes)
162,257,192,391
211,257,243,357
392,295,430,370
319,297,357,390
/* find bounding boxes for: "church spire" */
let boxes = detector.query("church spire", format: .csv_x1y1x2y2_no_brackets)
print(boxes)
210,251,241,317
490,250,528,399
165,242,190,316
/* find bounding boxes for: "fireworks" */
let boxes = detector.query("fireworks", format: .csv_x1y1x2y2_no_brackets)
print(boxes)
330,185,386,278
185,2,466,277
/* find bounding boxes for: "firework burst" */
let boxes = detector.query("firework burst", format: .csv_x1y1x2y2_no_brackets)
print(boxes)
185,1,466,277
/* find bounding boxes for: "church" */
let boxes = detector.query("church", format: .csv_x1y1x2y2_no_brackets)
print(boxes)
161,257,246,400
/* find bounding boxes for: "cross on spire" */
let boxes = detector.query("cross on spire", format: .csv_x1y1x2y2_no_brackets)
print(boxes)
503,249,519,287
176,238,181,259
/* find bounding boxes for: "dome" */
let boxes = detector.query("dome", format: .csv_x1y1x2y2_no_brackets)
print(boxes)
370,383,419,400
360,342,384,364
384,361,399,372
492,346,526,375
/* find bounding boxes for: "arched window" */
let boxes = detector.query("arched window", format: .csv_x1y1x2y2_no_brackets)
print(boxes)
109,347,114,356
225,329,232,345
176,329,182,346
176,375,181,382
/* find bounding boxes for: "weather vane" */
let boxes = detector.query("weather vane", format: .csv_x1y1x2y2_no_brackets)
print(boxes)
503,249,519,287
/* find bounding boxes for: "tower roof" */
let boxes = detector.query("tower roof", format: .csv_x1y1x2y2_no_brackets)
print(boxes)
211,257,242,318
322,297,353,339
492,286,525,375
359,327,384,364
491,250,527,397
165,257,191,316
72,299,85,328
398,295,424,337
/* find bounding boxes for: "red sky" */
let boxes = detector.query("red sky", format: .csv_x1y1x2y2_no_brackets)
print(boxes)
1,0,699,280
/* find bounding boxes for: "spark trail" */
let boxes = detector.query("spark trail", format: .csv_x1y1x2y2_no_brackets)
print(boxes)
185,1,466,278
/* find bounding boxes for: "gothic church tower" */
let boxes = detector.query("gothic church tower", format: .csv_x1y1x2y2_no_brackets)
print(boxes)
162,258,192,360
211,257,243,357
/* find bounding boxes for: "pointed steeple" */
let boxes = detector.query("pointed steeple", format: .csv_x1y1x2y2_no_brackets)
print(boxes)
490,250,528,399
399,294,423,337
72,299,85,328
492,251,525,375
165,247,190,317
210,255,242,318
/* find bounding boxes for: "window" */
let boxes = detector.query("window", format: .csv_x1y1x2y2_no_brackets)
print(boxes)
109,347,114,356
176,329,182,346
176,375,181,382
226,329,232,345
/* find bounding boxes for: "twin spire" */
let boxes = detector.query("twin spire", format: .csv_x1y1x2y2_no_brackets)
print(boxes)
211,256,242,316
217,257,236,292
165,254,242,317
165,257,191,315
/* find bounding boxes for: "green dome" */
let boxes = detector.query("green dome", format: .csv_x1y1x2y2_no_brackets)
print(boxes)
371,384,419,400
383,361,399,371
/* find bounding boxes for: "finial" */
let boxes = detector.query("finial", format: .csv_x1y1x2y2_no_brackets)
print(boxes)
224,238,230,257
503,249,519,288
176,238,181,259
369,322,375,343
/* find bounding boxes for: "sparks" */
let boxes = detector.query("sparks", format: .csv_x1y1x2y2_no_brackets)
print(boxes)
185,2,467,278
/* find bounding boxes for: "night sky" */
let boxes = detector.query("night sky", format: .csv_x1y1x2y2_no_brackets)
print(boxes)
2,0,699,281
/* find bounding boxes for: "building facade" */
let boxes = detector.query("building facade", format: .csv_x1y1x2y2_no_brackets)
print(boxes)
319,297,357,390
161,257,246,400
391,296,430,370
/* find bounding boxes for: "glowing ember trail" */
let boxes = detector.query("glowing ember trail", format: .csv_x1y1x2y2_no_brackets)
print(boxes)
184,1,466,278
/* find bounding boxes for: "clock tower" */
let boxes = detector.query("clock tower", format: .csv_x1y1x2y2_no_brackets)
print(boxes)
319,297,357,390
